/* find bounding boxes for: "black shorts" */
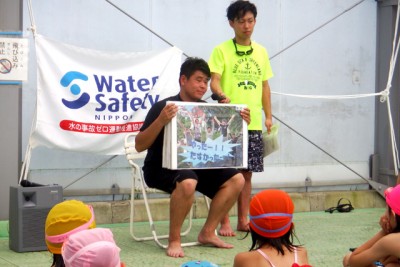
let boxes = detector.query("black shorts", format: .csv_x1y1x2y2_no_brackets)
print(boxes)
243,130,264,172
143,167,239,198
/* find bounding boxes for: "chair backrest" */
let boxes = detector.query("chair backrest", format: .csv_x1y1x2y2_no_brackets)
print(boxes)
125,133,169,195
124,133,147,165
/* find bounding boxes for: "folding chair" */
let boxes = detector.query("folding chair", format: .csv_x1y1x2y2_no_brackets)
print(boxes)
124,133,210,248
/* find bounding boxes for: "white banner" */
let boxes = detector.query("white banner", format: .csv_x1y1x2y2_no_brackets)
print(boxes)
30,35,182,155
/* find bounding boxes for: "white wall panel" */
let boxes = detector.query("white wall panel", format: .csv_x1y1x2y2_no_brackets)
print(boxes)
22,0,377,190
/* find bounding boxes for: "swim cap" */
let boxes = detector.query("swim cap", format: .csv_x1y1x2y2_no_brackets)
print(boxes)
249,189,294,238
45,200,96,254
385,184,400,216
62,228,121,267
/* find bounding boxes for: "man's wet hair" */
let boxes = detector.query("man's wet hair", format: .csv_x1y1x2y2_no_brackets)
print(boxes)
227,0,257,21
179,57,211,80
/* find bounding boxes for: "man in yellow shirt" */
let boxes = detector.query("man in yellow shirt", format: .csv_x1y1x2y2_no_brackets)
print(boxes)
209,0,273,235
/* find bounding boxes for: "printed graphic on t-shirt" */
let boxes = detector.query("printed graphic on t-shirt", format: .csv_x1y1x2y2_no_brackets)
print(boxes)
232,57,262,90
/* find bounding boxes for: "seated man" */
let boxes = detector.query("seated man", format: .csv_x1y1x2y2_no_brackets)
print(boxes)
135,57,248,258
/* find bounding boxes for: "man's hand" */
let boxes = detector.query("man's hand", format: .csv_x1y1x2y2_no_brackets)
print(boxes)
219,95,230,103
211,92,230,103
159,103,178,125
265,118,272,133
240,107,251,125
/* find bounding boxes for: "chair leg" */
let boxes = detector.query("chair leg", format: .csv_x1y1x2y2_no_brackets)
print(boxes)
130,167,168,244
204,195,211,210
129,166,200,248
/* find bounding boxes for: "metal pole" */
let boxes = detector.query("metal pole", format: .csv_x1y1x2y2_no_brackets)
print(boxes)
0,0,23,220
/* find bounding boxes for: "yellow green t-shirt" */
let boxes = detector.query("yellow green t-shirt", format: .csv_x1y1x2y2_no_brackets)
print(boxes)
208,39,273,130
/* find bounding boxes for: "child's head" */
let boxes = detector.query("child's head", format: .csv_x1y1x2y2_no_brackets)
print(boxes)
249,189,297,254
385,184,400,232
62,228,123,267
385,184,400,215
250,189,294,238
45,200,96,255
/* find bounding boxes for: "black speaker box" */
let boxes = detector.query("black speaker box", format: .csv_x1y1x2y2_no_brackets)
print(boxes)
9,185,63,252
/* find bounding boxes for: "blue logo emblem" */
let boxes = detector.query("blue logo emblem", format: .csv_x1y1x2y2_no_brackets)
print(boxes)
60,71,90,109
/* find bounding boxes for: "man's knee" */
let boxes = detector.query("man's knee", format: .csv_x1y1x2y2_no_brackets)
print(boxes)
231,173,245,190
174,179,197,197
240,170,252,181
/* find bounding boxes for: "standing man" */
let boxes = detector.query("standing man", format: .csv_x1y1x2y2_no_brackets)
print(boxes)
135,57,248,258
209,0,274,235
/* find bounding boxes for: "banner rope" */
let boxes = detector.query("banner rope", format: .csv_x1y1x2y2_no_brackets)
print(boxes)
27,0,37,37
384,0,400,175
64,155,118,189
105,0,190,58
271,91,381,99
269,0,366,60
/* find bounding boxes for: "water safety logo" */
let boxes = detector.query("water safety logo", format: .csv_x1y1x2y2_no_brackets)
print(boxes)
60,71,90,109
57,70,156,134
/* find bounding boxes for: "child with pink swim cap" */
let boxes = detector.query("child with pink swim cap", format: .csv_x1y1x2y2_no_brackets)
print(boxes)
62,228,125,267
343,184,400,267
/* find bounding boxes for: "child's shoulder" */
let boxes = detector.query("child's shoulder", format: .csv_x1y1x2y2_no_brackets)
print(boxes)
296,246,308,253
233,250,262,267
295,246,310,265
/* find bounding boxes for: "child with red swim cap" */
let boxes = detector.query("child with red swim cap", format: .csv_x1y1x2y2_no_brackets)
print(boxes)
233,189,311,267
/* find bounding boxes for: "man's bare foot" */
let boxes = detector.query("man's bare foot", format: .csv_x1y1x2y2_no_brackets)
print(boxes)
166,241,184,258
198,231,234,248
237,222,250,232
218,223,236,237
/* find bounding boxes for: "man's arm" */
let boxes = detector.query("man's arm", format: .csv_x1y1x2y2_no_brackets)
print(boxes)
135,103,177,152
210,73,230,103
262,80,272,133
